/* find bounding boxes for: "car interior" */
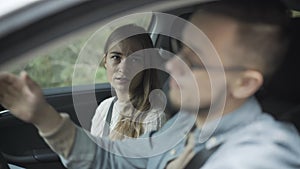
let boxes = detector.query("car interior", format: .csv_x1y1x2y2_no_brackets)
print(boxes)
0,0,299,168
256,16,300,132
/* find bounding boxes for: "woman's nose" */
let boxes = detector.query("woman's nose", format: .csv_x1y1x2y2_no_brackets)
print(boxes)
117,58,130,73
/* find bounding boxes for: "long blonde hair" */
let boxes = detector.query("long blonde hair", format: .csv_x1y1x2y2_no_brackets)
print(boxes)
103,24,160,140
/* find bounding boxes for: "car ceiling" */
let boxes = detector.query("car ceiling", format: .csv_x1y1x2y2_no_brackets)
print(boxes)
0,0,299,69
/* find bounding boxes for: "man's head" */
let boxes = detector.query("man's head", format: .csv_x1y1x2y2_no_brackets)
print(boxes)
166,0,290,114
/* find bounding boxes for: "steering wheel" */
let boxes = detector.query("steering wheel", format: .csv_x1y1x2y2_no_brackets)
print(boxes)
0,152,9,169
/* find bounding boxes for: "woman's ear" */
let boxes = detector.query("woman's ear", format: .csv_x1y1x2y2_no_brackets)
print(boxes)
231,70,263,99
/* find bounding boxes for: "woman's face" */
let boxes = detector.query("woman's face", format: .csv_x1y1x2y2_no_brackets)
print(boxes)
104,39,145,93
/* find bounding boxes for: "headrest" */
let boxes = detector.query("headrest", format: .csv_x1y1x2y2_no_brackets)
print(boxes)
263,18,300,103
256,18,300,116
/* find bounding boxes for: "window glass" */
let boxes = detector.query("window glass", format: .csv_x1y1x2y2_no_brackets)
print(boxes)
8,13,152,89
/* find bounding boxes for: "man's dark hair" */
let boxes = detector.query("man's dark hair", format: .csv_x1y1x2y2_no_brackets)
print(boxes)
197,0,291,78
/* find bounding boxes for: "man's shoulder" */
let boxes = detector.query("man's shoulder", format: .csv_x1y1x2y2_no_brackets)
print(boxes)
243,113,297,139
225,113,300,146
205,114,300,168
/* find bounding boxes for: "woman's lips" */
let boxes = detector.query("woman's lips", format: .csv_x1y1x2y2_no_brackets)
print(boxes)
115,77,129,83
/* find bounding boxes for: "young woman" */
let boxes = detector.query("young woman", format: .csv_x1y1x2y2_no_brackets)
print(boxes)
90,24,166,140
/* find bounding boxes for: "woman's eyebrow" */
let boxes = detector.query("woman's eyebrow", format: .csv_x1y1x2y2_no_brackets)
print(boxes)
109,51,122,55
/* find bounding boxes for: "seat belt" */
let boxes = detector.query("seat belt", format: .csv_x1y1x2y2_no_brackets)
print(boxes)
184,143,222,169
102,97,117,137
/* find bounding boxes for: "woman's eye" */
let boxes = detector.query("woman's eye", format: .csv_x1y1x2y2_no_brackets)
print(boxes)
111,55,121,60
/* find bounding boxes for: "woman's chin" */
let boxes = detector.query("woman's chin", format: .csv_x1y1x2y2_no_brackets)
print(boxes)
114,85,129,93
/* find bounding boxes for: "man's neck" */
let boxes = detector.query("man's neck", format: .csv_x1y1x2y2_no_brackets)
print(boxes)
195,98,247,129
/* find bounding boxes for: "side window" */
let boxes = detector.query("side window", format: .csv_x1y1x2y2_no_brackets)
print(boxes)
292,10,300,17
7,14,152,89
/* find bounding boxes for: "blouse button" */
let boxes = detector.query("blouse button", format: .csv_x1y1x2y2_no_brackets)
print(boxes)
206,137,217,149
170,149,176,155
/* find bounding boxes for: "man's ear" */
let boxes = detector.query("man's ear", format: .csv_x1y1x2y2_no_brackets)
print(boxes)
231,70,263,99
